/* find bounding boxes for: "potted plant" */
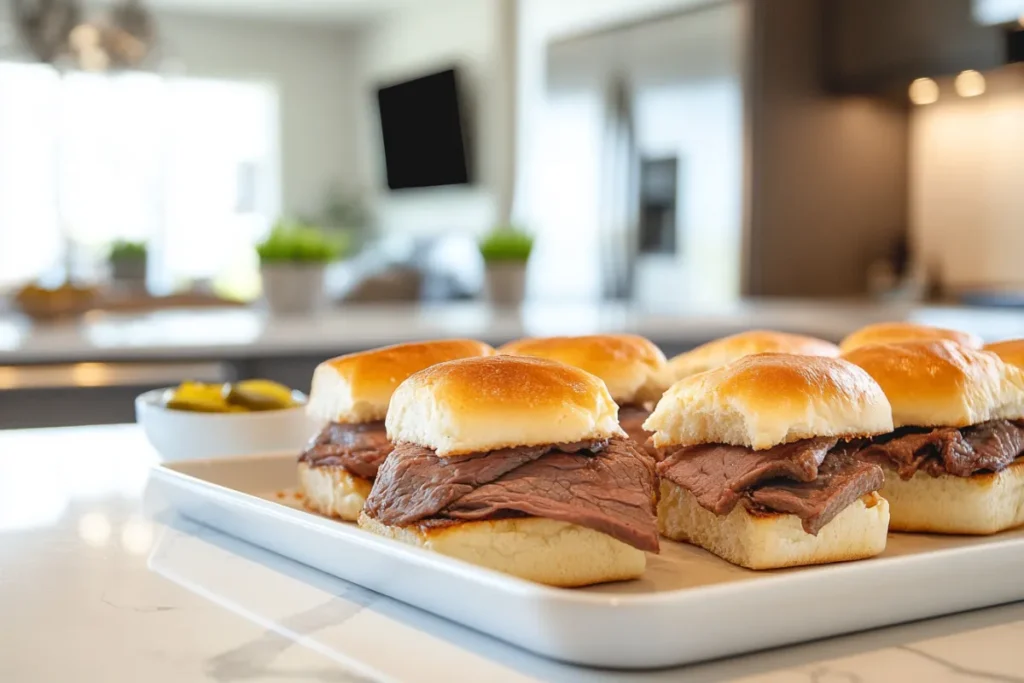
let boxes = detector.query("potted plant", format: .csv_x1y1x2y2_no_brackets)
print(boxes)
108,240,148,291
479,224,533,306
256,219,348,315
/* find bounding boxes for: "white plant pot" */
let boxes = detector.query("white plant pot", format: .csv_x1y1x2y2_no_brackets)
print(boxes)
484,262,527,306
260,264,328,315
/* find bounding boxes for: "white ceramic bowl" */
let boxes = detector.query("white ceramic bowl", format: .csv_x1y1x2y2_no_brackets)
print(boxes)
135,388,318,461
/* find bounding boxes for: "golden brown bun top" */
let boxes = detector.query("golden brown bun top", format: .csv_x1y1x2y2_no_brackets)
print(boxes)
307,339,494,423
387,355,622,456
645,353,893,450
985,339,1024,370
498,334,668,404
843,340,1024,428
839,322,982,354
668,330,840,380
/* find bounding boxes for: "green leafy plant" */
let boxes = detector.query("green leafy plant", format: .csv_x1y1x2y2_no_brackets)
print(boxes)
108,240,147,262
479,225,534,263
256,220,349,265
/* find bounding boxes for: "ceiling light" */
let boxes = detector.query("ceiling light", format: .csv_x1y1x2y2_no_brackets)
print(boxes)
908,78,939,105
955,70,986,98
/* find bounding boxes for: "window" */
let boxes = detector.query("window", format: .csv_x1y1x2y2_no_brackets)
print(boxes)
0,63,279,298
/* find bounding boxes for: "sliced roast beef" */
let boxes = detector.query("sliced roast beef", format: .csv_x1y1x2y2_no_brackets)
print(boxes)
964,420,1024,472
859,419,1024,479
657,437,836,515
299,421,392,480
619,405,660,460
364,442,580,524
446,440,658,551
657,437,882,535
363,438,659,552
747,454,884,534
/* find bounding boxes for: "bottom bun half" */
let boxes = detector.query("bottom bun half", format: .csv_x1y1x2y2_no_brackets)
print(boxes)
357,513,646,587
298,462,372,522
657,480,889,570
880,460,1024,535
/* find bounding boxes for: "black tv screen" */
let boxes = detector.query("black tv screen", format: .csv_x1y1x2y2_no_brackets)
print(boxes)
376,68,471,190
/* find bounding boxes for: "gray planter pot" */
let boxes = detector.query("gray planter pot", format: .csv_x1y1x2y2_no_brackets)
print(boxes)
261,264,328,315
484,262,527,306
110,257,147,290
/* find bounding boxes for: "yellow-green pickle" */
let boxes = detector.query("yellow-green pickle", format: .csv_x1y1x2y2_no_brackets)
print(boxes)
165,379,297,413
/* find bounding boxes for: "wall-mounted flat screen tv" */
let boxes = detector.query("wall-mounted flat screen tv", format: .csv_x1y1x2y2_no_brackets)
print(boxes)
376,67,472,190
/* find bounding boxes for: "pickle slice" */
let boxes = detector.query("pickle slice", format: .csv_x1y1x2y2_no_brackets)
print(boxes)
165,381,232,412
224,379,296,411
165,396,233,413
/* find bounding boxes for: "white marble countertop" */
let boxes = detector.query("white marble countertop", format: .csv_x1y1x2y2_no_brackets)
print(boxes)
2,424,1024,682
2,300,1024,365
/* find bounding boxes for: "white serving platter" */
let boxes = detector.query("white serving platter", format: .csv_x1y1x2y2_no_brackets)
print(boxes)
147,452,1024,669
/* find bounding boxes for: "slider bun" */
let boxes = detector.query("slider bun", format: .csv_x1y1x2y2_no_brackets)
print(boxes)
985,339,1024,371
298,463,371,522
839,321,982,354
657,481,889,570
307,339,494,424
499,334,668,404
843,340,1024,428
669,330,840,380
877,461,1024,534
387,355,623,456
357,513,645,587
645,354,893,450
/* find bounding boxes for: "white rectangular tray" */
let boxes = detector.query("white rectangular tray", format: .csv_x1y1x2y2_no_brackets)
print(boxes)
148,452,1024,669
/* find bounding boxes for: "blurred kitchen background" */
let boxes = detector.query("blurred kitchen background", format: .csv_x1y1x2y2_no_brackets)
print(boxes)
3,0,1024,428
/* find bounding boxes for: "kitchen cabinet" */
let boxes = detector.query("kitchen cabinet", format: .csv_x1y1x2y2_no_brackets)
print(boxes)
824,0,1003,93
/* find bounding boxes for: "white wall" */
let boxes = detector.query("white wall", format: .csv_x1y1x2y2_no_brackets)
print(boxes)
157,13,359,218
353,0,507,237
910,68,1024,292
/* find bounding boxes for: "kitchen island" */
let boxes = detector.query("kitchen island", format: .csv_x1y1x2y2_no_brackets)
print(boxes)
2,300,1024,428
1,423,1022,682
